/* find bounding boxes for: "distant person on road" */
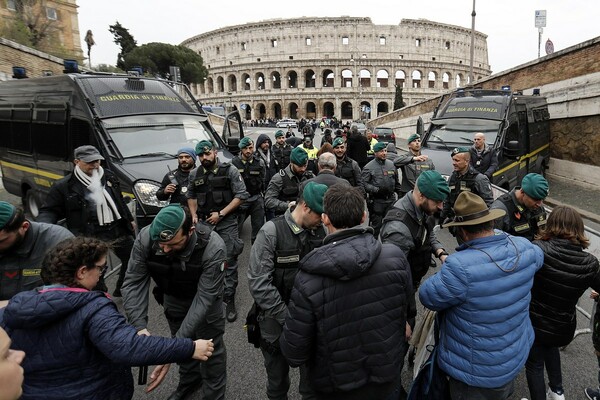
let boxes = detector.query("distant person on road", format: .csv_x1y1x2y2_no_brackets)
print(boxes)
37,145,135,297
526,205,600,400
280,184,413,400
248,181,326,400
366,129,378,157
385,142,398,162
272,130,292,171
1,236,215,400
156,147,197,205
256,134,279,192
0,202,73,305
394,134,435,198
122,205,227,400
420,191,544,400
285,126,295,138
319,128,333,147
346,126,369,169
491,173,549,241
470,132,498,180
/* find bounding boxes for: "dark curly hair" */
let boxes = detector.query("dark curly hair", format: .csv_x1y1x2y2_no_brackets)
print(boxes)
41,237,110,288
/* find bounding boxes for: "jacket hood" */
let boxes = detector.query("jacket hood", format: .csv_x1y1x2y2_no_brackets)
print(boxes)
256,134,271,148
300,227,381,280
2,288,107,329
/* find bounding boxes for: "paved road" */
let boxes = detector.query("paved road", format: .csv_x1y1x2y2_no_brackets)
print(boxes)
1,132,599,399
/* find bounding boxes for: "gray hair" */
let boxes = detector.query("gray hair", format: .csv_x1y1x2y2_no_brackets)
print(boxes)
318,152,337,171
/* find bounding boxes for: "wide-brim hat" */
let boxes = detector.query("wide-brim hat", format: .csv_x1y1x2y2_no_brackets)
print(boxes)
442,191,506,228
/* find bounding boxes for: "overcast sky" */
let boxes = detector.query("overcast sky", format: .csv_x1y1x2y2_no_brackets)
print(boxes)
77,0,599,74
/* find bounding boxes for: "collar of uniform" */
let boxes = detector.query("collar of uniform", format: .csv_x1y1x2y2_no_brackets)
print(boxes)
404,191,425,222
284,208,305,236
202,165,219,174
9,220,38,258
375,157,387,165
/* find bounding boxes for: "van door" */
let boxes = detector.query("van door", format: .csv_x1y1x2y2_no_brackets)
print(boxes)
222,110,244,155
516,104,530,184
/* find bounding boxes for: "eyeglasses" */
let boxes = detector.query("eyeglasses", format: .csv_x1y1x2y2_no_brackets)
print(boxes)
94,263,108,274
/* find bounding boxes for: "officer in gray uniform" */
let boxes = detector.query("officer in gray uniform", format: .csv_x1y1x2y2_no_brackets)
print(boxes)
332,137,364,195
186,140,249,323
232,137,266,244
0,202,73,304
491,173,549,241
361,142,401,237
122,205,227,400
248,182,327,400
394,133,435,197
156,147,197,205
264,146,314,216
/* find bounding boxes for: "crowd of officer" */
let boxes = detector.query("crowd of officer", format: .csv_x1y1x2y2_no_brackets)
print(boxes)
0,126,563,400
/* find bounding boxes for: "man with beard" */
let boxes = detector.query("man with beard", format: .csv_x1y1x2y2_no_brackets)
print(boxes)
122,205,227,400
156,148,197,205
394,134,435,198
38,145,135,297
256,134,279,190
265,146,314,217
0,202,73,305
186,140,249,322
300,136,319,175
272,130,292,171
248,182,327,400
232,137,265,244
332,137,363,194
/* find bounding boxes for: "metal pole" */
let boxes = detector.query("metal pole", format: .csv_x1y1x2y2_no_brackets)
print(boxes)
538,28,543,58
469,0,476,84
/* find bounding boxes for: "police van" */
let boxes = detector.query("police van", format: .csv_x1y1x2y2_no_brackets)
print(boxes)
0,73,244,226
418,87,550,189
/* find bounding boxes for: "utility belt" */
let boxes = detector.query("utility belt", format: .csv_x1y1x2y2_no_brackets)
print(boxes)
87,219,127,239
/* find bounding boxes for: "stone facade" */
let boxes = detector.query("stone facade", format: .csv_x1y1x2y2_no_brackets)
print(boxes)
182,17,490,121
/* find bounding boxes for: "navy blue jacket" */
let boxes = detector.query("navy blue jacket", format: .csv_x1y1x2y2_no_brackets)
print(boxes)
1,288,194,400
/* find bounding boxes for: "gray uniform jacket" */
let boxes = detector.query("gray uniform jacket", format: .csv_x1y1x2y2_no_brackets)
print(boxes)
0,221,74,300
360,158,401,197
121,226,226,339
394,153,435,194
264,166,313,213
380,192,443,256
185,162,250,205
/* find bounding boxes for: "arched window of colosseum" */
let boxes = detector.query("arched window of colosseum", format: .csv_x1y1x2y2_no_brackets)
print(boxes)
322,70,334,87
323,102,334,118
359,69,371,89
443,72,450,89
412,70,422,89
341,101,353,120
376,70,389,88
288,102,299,120
271,72,282,89
217,76,225,93
455,74,463,88
273,103,282,119
228,74,237,92
256,73,265,90
306,102,317,119
341,69,353,88
395,70,406,88
287,71,298,89
379,36,386,46
377,102,389,116
428,71,437,89
305,70,316,88
306,37,312,46
445,41,451,50
207,78,214,94
242,74,250,91
360,101,371,119
257,103,266,119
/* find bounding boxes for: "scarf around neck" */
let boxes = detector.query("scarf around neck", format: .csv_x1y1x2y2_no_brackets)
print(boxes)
74,165,121,225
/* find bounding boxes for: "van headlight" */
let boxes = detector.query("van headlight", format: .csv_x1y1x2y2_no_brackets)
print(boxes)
133,180,169,207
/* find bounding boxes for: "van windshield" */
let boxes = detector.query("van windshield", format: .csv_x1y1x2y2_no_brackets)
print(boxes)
102,114,218,158
427,120,501,147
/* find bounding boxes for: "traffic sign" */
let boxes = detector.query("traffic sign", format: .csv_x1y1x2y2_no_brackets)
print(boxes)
545,39,554,55
535,10,547,28
240,103,247,110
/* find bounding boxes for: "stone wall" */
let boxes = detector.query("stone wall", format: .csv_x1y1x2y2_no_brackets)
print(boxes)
0,38,64,81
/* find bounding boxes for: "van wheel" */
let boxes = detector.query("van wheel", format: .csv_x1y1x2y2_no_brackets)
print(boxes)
24,190,40,220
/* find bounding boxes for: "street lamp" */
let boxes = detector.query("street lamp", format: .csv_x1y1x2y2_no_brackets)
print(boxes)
469,0,476,84
227,91,232,112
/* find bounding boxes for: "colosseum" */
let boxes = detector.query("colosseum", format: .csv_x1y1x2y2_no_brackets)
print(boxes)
181,16,491,122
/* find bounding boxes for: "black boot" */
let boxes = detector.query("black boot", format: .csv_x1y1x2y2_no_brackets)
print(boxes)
167,382,201,400
112,263,127,297
225,297,237,322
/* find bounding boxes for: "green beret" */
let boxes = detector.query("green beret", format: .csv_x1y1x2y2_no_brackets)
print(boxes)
416,170,450,201
238,137,253,149
303,182,327,214
290,146,308,166
408,133,420,144
332,137,345,148
451,146,470,156
195,140,214,155
0,202,17,230
150,205,186,242
521,173,549,200
373,142,387,152
274,130,285,138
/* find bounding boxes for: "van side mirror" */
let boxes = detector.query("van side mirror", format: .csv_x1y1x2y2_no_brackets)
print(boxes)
503,140,521,159
227,137,240,155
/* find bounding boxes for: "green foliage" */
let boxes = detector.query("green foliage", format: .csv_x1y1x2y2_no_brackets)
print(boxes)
109,21,137,70
393,85,406,110
0,19,34,47
96,64,123,73
123,42,207,85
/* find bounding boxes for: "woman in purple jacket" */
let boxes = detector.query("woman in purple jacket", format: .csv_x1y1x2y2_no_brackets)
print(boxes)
0,236,214,400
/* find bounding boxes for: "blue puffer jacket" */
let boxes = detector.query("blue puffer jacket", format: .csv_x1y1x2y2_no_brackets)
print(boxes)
419,232,544,388
0,287,195,400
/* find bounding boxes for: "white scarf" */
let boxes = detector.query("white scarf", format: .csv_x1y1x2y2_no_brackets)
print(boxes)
74,165,121,226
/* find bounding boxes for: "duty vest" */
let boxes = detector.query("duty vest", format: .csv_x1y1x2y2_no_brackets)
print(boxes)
232,156,263,196
496,192,548,241
192,163,234,215
271,216,326,304
382,207,434,286
447,170,480,212
272,144,291,169
335,157,358,186
146,227,211,300
278,168,311,203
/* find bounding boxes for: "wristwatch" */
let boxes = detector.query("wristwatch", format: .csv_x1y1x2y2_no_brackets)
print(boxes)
218,211,225,219
437,250,449,259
